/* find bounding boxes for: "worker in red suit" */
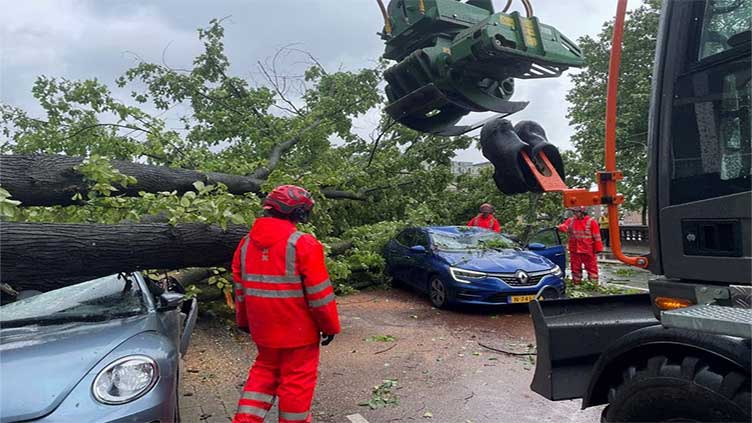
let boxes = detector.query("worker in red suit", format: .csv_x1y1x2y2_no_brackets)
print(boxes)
557,206,603,284
467,203,501,232
231,185,340,423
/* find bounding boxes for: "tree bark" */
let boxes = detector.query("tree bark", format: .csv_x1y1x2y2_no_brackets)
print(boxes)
0,222,248,291
0,154,366,206
0,154,263,207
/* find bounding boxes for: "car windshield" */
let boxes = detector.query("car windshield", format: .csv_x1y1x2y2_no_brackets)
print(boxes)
429,229,518,251
0,273,147,327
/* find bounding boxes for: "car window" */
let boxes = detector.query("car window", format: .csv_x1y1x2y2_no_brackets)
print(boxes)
0,273,147,326
529,228,560,246
395,229,415,246
413,230,430,248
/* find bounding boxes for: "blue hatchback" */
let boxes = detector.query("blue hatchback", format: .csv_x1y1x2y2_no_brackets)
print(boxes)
384,226,566,308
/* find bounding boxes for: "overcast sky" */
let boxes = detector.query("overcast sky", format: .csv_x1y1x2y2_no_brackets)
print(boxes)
0,0,641,163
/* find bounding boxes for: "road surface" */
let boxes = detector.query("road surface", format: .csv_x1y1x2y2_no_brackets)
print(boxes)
181,288,604,422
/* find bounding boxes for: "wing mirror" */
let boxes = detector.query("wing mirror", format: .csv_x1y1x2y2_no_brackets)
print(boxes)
158,292,185,311
410,245,427,253
527,242,546,251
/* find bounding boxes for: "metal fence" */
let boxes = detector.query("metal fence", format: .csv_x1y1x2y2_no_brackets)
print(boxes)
619,225,649,244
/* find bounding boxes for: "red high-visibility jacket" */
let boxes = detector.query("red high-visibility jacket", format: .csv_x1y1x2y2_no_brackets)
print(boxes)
467,214,501,232
232,217,341,348
557,216,603,254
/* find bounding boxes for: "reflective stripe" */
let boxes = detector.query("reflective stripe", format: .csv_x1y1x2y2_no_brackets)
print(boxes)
241,391,274,403
240,235,251,281
245,274,303,284
286,231,304,276
235,282,244,292
237,404,269,418
305,279,332,295
308,292,335,308
245,288,304,298
279,410,309,421
236,294,245,302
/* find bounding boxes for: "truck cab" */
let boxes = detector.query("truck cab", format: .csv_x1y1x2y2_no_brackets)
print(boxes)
529,1,751,422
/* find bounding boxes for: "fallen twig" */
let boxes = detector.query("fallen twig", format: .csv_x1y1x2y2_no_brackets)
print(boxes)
374,343,398,355
478,342,536,356
463,391,476,404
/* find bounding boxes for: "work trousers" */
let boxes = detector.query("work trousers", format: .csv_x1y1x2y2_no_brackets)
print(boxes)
233,343,320,423
570,252,599,284
600,228,610,247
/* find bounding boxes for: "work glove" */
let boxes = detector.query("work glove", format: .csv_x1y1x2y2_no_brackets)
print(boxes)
321,333,335,346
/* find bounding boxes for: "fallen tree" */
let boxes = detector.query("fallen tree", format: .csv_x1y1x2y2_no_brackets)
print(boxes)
0,222,355,292
0,154,366,207
0,222,247,291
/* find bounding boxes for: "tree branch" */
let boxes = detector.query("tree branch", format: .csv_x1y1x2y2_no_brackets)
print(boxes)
251,117,323,180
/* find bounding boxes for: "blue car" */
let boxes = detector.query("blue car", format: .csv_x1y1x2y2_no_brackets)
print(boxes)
0,272,197,423
384,226,566,308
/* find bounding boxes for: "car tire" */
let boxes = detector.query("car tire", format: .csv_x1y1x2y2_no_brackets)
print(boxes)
602,355,750,423
428,276,449,309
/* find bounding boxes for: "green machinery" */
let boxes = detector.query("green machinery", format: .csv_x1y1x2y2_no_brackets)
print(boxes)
377,0,584,135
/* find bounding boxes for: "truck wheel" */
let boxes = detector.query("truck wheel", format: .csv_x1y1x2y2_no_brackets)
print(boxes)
603,355,750,423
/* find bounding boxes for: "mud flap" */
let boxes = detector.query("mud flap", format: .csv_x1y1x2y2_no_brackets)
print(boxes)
528,294,657,401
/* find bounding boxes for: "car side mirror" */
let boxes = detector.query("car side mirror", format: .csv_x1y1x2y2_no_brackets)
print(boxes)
158,292,185,311
410,245,427,253
527,242,546,251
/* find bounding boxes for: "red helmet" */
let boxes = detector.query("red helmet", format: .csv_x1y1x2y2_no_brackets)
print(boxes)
263,185,314,220
480,203,493,213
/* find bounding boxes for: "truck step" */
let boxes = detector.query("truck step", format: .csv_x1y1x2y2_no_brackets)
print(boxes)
662,305,752,338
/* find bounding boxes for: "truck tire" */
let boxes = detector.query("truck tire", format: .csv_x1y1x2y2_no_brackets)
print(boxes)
603,355,750,423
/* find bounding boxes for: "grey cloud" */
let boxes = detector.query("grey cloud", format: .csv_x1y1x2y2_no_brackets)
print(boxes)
1,0,638,162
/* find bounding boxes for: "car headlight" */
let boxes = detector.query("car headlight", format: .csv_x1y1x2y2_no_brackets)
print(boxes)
450,267,488,284
552,265,563,277
92,355,158,405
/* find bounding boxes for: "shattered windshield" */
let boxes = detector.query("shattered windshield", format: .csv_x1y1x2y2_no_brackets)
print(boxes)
699,0,751,60
0,274,147,327
429,229,518,251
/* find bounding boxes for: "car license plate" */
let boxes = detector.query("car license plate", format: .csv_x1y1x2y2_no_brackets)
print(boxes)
510,295,536,303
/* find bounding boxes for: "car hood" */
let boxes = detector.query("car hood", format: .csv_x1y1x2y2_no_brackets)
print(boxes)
0,314,155,422
436,249,554,273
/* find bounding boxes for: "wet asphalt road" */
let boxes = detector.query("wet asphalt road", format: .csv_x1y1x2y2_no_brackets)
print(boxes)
182,287,604,422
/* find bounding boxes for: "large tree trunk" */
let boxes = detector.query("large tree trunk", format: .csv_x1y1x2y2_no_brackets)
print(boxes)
0,222,248,291
0,154,263,207
0,154,365,206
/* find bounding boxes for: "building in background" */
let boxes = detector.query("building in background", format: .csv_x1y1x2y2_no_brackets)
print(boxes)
451,161,492,176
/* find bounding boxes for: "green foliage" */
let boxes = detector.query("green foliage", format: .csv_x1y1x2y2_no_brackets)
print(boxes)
366,334,396,342
0,187,22,218
359,379,399,409
74,155,137,200
207,267,232,292
566,0,662,223
565,279,640,298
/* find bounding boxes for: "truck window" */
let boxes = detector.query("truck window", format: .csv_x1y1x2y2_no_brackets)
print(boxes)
669,1,750,205
698,0,751,60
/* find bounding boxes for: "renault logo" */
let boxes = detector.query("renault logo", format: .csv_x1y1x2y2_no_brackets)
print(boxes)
515,270,529,284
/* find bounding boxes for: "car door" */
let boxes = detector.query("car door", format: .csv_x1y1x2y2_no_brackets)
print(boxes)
405,229,432,290
527,228,567,271
385,229,415,282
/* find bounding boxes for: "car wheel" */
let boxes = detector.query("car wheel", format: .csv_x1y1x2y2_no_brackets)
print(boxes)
603,355,750,422
428,276,449,308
